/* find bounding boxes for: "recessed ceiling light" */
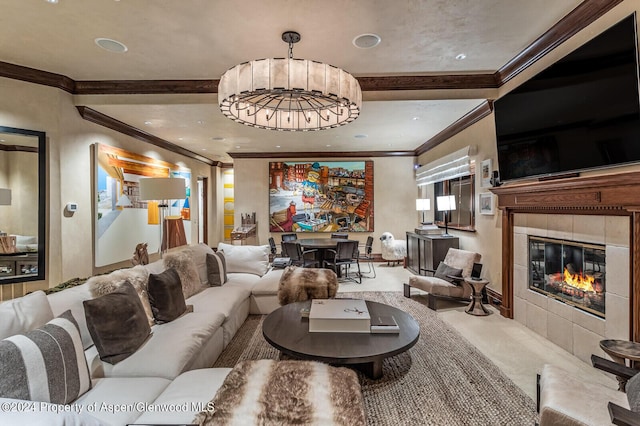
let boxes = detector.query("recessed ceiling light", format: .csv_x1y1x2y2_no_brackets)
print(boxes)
353,33,381,49
196,120,205,125
354,134,368,139
235,145,241,149
143,121,152,125
455,53,467,60
178,137,184,141
201,148,207,151
95,38,128,53
276,145,281,148
45,0,58,3
412,117,420,121
326,144,331,147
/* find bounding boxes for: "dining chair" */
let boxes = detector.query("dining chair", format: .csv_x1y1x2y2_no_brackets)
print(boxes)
282,241,319,268
331,233,349,239
268,237,278,257
323,240,361,283
358,236,376,278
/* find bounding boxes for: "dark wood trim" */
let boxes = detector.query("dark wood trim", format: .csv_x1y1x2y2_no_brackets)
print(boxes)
485,287,503,307
74,80,218,95
633,212,640,342
415,101,493,156
220,162,234,169
75,106,218,166
357,74,499,91
228,151,415,159
495,0,624,85
500,210,514,318
0,62,75,93
0,145,38,153
491,171,640,340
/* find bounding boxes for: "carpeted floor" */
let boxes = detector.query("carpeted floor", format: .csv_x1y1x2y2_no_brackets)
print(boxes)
214,292,539,425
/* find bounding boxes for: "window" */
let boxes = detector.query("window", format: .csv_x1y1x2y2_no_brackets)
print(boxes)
434,174,475,231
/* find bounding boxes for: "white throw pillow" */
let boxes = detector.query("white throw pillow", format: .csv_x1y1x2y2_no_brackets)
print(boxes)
0,290,53,340
217,242,270,277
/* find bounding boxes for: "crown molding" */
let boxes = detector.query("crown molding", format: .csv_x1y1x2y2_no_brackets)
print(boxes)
76,106,218,166
414,101,493,157
495,0,624,85
228,151,415,159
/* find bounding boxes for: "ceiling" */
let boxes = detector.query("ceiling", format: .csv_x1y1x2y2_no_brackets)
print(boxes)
0,0,586,163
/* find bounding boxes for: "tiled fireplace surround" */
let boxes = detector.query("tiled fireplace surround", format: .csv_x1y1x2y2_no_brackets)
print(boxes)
492,170,640,366
512,213,629,364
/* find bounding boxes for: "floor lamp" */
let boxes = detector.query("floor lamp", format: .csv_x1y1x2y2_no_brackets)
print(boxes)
139,177,186,256
436,195,456,237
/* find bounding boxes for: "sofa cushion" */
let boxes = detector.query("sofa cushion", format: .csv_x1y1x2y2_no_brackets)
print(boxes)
186,285,251,319
148,268,187,323
85,312,225,380
87,265,154,327
252,268,285,295
0,397,106,426
83,282,152,364
163,250,203,299
217,242,269,276
0,290,53,340
0,310,91,405
74,377,170,426
47,283,94,349
206,252,227,286
434,261,463,284
135,368,231,425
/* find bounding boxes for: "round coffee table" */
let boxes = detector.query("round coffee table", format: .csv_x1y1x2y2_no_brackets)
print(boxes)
262,299,420,379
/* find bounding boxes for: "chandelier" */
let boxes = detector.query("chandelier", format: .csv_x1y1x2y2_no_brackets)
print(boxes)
218,31,362,131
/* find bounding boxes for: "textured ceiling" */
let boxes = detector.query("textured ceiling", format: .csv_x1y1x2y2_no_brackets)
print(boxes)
0,0,584,162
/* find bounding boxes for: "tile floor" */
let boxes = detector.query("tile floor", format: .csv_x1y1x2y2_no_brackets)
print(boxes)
335,261,618,399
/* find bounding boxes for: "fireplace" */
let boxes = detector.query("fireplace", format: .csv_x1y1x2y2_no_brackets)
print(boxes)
529,236,606,318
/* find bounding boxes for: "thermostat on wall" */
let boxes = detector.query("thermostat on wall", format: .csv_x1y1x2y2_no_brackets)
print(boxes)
66,202,78,212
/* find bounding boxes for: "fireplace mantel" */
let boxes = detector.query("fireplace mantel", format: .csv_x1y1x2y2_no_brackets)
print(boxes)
491,170,640,342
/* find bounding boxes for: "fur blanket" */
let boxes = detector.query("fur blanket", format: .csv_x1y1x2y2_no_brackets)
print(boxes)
193,359,366,426
278,266,338,305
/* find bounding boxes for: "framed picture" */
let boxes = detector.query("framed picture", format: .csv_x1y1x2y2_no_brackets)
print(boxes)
481,159,492,188
479,192,495,215
268,161,374,233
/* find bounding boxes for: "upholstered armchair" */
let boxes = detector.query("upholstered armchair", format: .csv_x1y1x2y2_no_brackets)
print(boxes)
537,355,640,425
403,248,481,310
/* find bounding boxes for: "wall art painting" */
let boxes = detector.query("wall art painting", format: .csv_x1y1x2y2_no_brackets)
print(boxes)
268,161,374,233
94,143,191,267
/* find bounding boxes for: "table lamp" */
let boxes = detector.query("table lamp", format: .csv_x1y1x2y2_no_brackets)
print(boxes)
139,177,186,255
436,195,456,237
415,198,430,225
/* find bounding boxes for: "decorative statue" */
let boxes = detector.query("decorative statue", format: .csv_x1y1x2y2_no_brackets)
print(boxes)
380,232,406,266
132,242,149,266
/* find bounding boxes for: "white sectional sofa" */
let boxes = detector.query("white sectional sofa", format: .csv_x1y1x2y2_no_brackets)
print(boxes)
0,242,284,425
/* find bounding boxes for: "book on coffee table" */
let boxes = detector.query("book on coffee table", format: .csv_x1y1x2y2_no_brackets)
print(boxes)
309,299,371,333
370,315,400,334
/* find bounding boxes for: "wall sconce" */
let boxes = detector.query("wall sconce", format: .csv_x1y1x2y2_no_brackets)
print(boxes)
436,195,456,237
415,198,430,225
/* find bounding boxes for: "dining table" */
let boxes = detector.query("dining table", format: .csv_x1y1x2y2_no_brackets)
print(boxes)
297,238,359,275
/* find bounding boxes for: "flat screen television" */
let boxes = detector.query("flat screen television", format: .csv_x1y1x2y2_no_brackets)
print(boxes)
494,14,640,182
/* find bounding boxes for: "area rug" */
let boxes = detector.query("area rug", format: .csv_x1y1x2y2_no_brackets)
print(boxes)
213,292,539,425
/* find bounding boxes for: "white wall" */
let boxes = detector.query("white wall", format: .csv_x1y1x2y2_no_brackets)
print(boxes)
232,156,417,253
0,77,217,300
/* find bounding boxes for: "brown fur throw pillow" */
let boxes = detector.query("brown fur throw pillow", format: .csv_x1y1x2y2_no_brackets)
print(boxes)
278,266,339,305
163,250,203,300
87,265,154,327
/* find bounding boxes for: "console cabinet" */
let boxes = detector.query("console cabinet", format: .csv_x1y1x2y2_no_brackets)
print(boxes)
406,232,459,276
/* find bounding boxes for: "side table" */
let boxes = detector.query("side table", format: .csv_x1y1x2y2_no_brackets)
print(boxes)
464,278,491,316
599,339,640,390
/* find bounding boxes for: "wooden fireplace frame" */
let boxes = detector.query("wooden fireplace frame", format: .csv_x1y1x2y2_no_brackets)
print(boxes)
491,170,640,342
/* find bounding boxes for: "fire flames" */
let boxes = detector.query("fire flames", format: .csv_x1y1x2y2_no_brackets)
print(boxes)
563,268,595,292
